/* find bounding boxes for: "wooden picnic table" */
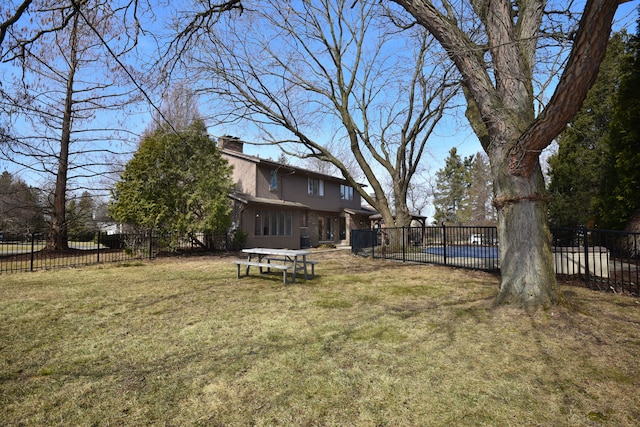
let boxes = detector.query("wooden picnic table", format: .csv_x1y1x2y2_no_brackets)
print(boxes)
234,248,316,284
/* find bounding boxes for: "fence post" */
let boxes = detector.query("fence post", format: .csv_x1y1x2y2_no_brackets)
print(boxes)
582,226,591,288
442,223,448,266
30,232,35,272
371,229,376,258
148,229,153,259
96,231,101,263
402,226,406,262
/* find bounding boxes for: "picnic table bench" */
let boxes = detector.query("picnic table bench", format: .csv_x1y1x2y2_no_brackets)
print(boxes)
233,260,292,284
265,257,318,279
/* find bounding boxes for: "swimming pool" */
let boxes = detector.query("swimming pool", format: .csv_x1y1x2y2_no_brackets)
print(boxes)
423,245,499,259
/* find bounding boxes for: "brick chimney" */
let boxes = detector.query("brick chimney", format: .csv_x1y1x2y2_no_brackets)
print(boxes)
218,135,244,153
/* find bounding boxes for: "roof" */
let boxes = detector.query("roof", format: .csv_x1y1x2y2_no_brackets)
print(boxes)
368,212,428,220
343,207,378,216
230,193,379,216
230,192,309,209
221,148,366,186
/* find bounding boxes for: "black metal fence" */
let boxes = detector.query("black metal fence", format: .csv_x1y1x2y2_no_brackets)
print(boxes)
351,225,640,296
0,230,231,274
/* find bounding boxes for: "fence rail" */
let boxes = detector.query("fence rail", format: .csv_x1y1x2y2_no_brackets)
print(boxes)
0,230,230,274
351,225,640,297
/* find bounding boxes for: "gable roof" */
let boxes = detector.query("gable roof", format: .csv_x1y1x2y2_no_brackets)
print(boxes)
221,147,363,186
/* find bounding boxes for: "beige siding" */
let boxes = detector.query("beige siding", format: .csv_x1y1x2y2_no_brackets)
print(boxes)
275,168,362,212
255,167,280,200
224,155,257,196
240,205,304,249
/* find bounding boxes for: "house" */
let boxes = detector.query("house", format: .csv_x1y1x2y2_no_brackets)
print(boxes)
219,136,376,249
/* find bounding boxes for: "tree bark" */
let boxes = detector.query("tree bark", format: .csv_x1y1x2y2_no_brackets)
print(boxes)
492,149,557,308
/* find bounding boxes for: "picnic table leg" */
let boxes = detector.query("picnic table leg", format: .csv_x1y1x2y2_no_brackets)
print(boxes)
246,254,252,276
259,255,268,274
302,255,308,279
292,258,298,283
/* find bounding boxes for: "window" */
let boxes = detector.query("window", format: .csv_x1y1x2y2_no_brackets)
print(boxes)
340,184,353,200
308,177,324,196
254,210,293,236
270,170,278,191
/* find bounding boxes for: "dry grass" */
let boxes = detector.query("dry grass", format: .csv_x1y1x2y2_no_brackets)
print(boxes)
1,250,639,426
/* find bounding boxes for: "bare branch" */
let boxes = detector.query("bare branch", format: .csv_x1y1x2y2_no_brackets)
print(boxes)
182,0,457,225
512,0,621,175
0,0,33,49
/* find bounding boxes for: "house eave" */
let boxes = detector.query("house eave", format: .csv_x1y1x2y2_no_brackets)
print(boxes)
343,207,378,216
230,192,309,209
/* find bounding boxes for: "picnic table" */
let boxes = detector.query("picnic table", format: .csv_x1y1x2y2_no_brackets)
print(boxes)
234,248,317,284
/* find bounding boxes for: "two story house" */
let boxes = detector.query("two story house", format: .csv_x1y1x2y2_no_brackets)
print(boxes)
220,136,376,249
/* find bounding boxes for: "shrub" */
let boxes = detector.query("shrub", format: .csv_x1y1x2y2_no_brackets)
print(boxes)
229,230,248,251
100,234,125,249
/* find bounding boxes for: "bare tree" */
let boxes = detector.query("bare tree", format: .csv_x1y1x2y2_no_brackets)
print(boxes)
407,175,431,217
1,1,144,251
0,1,149,60
148,82,204,134
390,0,627,308
173,0,459,227
302,136,358,179
0,1,33,51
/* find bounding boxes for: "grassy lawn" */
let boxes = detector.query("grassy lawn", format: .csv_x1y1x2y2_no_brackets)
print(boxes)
1,250,639,426
0,241,109,255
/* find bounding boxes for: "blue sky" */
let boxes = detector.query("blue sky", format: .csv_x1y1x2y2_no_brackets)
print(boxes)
209,1,640,167
1,0,638,210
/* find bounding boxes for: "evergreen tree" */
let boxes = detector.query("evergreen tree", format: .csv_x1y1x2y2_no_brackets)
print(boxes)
467,152,495,225
598,16,640,230
547,32,629,228
433,150,494,225
433,148,473,225
110,120,234,243
0,171,45,236
67,191,97,238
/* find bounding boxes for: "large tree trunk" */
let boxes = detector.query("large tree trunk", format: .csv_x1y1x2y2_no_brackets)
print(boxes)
393,179,412,227
389,0,621,309
45,13,79,252
47,125,70,251
492,156,557,308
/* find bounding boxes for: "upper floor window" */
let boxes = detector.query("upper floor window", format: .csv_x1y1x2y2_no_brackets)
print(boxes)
308,177,324,196
340,184,354,200
270,170,278,191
